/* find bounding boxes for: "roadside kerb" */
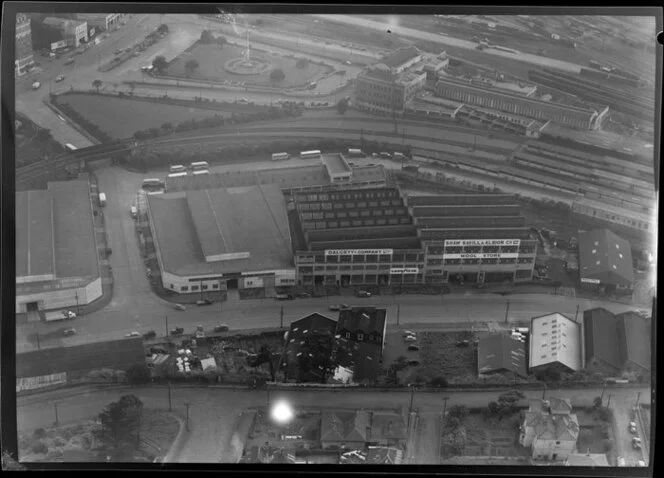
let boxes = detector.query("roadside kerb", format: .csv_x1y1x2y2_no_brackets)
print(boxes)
162,413,188,463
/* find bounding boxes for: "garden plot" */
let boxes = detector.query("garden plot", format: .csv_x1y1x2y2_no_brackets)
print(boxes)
444,411,525,459
416,332,479,384
246,410,321,452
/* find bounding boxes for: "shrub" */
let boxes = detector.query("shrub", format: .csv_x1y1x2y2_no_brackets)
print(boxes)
603,439,614,452
447,416,461,430
52,436,67,447
593,396,602,409
31,441,48,454
126,363,151,384
448,405,469,421
598,407,611,422
33,428,47,440
429,376,448,388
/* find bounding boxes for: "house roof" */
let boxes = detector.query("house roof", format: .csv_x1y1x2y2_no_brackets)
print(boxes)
148,185,293,276
333,339,383,381
290,313,337,337
616,311,651,371
583,308,622,370
528,412,579,441
477,334,528,377
366,446,404,464
337,307,387,336
578,229,634,287
370,413,407,442
16,338,146,378
320,411,370,443
530,313,581,371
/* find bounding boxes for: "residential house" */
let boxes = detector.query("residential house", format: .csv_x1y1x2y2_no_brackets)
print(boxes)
529,313,582,374
366,446,404,464
368,412,407,447
333,307,387,381
583,308,622,375
477,333,528,378
519,398,579,461
320,410,371,450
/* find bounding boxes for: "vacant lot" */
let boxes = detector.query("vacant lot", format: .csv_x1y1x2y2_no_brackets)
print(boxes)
55,93,268,139
462,411,526,458
417,332,478,384
169,43,330,87
575,408,615,462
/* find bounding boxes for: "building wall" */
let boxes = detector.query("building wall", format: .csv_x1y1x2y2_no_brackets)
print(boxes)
161,269,296,294
16,372,68,392
15,14,35,77
434,79,598,130
584,356,620,375
15,277,102,314
532,437,576,460
571,201,652,232
355,73,407,115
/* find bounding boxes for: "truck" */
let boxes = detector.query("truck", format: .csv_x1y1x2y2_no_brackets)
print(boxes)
45,310,76,322
32,81,41,90
99,192,107,207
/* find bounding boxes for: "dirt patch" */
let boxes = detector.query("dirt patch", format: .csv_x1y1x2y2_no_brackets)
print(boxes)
416,332,478,383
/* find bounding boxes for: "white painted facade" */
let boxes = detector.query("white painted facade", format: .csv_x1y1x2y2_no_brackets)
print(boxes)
161,269,296,294
15,277,102,314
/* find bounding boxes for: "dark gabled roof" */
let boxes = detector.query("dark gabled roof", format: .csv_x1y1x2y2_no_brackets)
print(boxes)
616,312,651,371
320,411,370,443
477,334,527,377
583,308,621,370
16,338,146,378
337,308,387,336
366,447,404,464
333,339,383,381
578,229,634,286
290,313,337,337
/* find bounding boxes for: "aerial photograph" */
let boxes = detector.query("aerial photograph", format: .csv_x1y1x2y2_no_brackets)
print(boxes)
10,8,656,469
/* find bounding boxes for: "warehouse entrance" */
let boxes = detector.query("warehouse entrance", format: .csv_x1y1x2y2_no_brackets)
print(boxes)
25,301,41,323
226,279,238,289
314,275,324,286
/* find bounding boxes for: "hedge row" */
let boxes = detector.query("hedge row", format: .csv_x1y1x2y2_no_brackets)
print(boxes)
52,99,114,143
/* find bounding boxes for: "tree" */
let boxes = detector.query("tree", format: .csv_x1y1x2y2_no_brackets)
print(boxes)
152,55,168,74
295,334,335,383
157,24,169,35
593,396,603,409
161,122,173,134
128,82,136,95
126,363,151,385
93,395,144,461
447,416,461,430
603,439,614,452
296,57,308,69
247,344,280,382
429,376,448,388
185,59,200,76
92,79,102,92
200,30,214,44
217,35,227,47
269,68,285,83
448,405,469,421
336,98,349,115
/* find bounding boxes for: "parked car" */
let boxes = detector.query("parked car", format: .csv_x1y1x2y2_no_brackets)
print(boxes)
62,310,76,319
355,290,371,298
407,359,420,366
214,324,230,332
276,294,294,300
170,327,184,335
150,347,169,355
64,58,75,65
407,345,420,351
456,340,470,347
635,308,651,319
55,75,65,82
404,335,418,343
329,304,349,311
196,299,213,306
143,330,157,340
174,303,186,311
617,457,626,467
298,292,311,298
63,328,77,336
638,460,646,467
629,421,638,434
403,330,417,337
125,331,141,337
632,437,642,450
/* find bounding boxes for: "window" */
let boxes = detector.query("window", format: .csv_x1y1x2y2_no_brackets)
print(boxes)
358,333,364,341
212,283,219,289
346,332,351,339
181,286,189,292
191,285,199,291
170,284,174,289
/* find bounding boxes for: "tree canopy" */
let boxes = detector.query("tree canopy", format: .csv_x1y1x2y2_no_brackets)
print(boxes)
152,55,169,74
336,98,349,115
269,68,285,82
93,395,144,461
92,79,102,92
185,59,200,75
200,30,214,44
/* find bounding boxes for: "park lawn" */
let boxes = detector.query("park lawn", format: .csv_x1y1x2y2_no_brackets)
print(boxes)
55,93,269,139
168,43,329,87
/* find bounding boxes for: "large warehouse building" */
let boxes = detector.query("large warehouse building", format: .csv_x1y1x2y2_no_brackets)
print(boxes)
16,180,101,316
147,184,296,294
433,76,609,130
577,229,634,294
293,190,538,287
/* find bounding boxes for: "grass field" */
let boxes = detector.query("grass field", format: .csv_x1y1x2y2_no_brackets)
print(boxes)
168,43,329,87
15,114,66,167
55,93,269,139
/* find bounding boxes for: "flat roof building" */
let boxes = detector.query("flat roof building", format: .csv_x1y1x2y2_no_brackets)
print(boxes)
321,153,352,184
16,180,101,315
529,313,582,373
147,184,295,294
577,229,634,292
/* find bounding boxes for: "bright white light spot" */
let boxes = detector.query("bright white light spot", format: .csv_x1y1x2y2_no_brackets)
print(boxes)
387,15,400,29
271,400,294,424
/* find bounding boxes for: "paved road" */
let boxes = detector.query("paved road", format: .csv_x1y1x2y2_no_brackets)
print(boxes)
17,384,650,464
313,14,583,74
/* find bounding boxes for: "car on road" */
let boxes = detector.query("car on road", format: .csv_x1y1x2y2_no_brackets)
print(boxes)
456,340,471,347
170,327,184,336
196,299,213,306
635,308,651,319
404,335,418,343
632,437,642,450
64,58,75,65
638,460,646,467
617,457,626,467
238,97,249,103
214,324,230,332
355,290,371,298
125,331,141,338
61,310,76,319
55,75,65,82
297,292,311,298
407,344,420,351
63,328,77,336
403,330,417,336
328,304,349,311
143,330,157,340
174,304,186,311
276,294,295,301
629,421,638,434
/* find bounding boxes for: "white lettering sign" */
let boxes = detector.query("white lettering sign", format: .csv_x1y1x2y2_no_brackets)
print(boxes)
390,268,419,274
443,253,520,259
51,40,67,51
444,239,521,247
580,277,601,284
325,249,393,256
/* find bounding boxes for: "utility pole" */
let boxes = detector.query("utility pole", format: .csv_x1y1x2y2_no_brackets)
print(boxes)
165,315,169,338
542,382,547,400
600,382,607,405
54,402,59,426
168,382,172,411
574,304,580,323
280,306,284,329
397,304,401,326
185,402,190,431
407,384,415,428
636,392,641,407
504,299,510,324
75,292,80,316
266,383,271,410
36,334,40,351
136,409,141,447
606,394,612,408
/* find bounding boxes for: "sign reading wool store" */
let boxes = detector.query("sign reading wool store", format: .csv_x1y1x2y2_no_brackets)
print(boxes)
443,253,520,259
325,249,394,256
444,239,521,247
